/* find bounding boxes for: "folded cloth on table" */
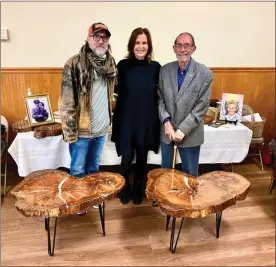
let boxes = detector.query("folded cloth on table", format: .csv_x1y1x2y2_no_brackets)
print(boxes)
241,113,263,122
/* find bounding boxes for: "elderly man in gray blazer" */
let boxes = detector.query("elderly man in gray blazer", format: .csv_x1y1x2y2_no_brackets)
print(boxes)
158,32,213,177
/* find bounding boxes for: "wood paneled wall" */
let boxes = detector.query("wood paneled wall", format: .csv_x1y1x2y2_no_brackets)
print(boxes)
1,67,275,144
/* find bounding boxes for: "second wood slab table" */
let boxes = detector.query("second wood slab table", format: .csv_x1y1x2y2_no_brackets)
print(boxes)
11,169,125,256
146,168,250,253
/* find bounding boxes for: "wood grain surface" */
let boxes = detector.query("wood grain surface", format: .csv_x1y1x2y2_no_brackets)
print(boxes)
11,169,125,217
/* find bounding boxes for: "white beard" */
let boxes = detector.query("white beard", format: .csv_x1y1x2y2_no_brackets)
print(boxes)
93,47,107,57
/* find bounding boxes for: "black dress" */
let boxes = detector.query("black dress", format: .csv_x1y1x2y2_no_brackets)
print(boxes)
111,58,161,157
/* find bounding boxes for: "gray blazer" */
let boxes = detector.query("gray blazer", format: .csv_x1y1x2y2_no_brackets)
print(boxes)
158,58,213,147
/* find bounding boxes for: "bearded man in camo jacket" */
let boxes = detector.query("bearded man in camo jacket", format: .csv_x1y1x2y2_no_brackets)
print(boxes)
59,22,116,182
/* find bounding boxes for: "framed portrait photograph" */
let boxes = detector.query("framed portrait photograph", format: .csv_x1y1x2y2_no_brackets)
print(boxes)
24,94,54,126
219,93,244,122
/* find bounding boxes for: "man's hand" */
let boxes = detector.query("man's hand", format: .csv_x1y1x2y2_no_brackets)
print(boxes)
164,121,175,141
175,129,185,143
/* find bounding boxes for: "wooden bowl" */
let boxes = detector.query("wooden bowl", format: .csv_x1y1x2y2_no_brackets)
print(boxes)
12,120,33,133
33,123,62,139
204,115,213,124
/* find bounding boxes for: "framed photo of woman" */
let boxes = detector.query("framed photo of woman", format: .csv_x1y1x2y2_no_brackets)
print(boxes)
219,93,244,122
24,94,54,126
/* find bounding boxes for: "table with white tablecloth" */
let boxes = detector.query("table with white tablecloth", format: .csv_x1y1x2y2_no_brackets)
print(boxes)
8,124,253,177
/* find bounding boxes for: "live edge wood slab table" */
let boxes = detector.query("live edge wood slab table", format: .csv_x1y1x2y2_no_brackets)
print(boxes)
146,168,250,253
11,169,125,256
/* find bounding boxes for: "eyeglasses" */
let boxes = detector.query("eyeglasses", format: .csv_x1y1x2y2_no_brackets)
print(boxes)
175,43,194,49
90,34,110,43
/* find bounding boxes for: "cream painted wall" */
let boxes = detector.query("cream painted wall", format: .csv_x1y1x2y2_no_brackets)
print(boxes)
1,1,275,67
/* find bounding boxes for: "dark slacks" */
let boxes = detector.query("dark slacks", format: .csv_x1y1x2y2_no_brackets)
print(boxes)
120,145,149,183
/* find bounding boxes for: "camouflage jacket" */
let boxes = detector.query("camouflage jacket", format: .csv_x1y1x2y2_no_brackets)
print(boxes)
59,54,116,143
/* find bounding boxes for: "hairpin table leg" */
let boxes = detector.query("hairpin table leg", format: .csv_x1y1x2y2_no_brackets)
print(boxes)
45,217,57,256
216,211,223,238
166,215,171,231
169,217,184,253
98,201,105,236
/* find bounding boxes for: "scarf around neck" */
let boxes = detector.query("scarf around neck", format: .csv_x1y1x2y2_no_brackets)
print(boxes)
79,42,116,94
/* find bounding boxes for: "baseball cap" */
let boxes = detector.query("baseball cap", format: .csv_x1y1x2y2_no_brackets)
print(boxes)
88,22,111,37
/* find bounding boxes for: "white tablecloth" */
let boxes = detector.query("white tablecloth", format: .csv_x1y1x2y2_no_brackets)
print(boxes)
9,124,252,177
8,132,71,177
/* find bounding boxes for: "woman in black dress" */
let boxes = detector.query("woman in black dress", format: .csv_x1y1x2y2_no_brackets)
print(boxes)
111,27,161,205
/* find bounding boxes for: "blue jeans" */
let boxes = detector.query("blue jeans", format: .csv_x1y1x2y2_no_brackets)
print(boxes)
161,142,200,176
69,136,106,178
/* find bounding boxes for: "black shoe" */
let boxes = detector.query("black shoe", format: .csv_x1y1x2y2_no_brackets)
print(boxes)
119,184,131,205
132,180,144,205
